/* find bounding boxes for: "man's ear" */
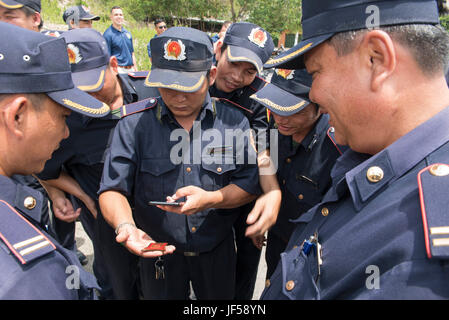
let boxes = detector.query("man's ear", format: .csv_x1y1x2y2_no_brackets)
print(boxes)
214,40,223,60
32,12,42,31
362,30,397,91
1,96,29,138
208,66,217,86
109,56,119,75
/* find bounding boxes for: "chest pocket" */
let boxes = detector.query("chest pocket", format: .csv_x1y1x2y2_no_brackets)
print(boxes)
200,156,236,191
139,159,177,201
280,246,320,300
85,150,106,166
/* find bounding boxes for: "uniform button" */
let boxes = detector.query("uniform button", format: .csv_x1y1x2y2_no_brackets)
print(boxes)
298,194,304,200
366,166,384,183
429,164,449,177
217,167,222,173
24,196,37,210
329,127,335,133
191,227,197,233
285,280,295,291
186,167,192,173
321,207,329,217
282,179,286,185
286,158,292,164
265,279,271,288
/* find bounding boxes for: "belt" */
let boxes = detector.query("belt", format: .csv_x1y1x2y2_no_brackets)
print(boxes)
119,65,133,69
183,251,200,257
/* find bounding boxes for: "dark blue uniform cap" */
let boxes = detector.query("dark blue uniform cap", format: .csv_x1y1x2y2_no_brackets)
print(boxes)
61,28,110,93
250,69,312,116
62,5,100,23
0,22,109,117
0,0,40,12
223,22,274,73
145,27,214,93
265,0,440,69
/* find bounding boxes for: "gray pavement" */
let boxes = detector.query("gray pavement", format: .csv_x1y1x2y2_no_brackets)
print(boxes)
75,221,267,300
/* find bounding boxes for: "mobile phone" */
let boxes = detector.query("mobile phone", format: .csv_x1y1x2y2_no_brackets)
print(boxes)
148,201,182,206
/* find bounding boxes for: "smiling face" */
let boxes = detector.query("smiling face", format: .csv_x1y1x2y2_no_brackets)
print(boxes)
110,8,124,28
214,45,258,93
272,103,320,141
304,41,373,151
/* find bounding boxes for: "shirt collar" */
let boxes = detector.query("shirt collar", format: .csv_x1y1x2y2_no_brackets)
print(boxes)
341,106,449,211
0,175,45,225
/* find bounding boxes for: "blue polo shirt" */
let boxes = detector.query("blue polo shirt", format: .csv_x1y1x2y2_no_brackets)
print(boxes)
99,94,261,253
261,106,449,300
103,25,134,67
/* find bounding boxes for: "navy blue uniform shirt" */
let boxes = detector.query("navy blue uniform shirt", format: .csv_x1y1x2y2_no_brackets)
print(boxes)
272,114,343,241
103,25,134,67
209,76,270,152
262,106,449,300
0,175,98,299
99,94,260,253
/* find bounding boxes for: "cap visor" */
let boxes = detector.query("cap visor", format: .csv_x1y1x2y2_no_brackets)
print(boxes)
0,0,23,9
46,86,110,118
227,45,263,73
144,68,207,93
72,65,107,93
250,83,310,116
264,33,334,70
81,14,100,21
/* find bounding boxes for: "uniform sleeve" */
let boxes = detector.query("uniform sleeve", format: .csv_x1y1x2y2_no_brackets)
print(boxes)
229,117,262,196
98,117,139,197
249,100,271,153
147,40,152,58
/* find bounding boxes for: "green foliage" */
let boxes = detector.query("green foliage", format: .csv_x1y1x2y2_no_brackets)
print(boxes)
440,15,449,32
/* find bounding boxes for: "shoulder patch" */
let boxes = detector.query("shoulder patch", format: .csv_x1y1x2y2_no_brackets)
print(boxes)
127,71,149,79
326,127,348,155
0,200,56,265
213,97,254,115
418,163,449,260
121,97,158,118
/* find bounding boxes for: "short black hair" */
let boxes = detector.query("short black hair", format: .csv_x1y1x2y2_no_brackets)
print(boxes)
111,6,121,13
154,19,165,26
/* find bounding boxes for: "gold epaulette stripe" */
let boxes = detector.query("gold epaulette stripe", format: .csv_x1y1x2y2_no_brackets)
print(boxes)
19,241,51,256
266,43,313,66
13,235,45,250
62,99,110,115
251,94,306,112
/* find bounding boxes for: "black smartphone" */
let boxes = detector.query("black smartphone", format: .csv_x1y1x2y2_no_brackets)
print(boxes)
148,201,182,206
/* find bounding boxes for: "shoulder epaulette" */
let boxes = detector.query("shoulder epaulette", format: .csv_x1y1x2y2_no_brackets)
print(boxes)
213,97,254,115
0,200,56,265
418,163,449,260
121,97,158,118
127,71,149,79
326,127,348,155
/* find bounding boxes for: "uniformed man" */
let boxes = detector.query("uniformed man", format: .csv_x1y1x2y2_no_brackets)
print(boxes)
210,21,281,300
98,27,260,299
262,0,449,299
0,21,109,299
62,5,100,30
0,0,42,32
36,28,159,299
250,69,345,280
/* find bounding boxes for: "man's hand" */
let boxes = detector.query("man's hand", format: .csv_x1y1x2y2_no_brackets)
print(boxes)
245,189,281,247
157,185,212,215
52,196,81,223
115,223,176,258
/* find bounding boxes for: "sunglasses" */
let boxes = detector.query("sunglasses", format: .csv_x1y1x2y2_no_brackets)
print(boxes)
158,25,167,29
